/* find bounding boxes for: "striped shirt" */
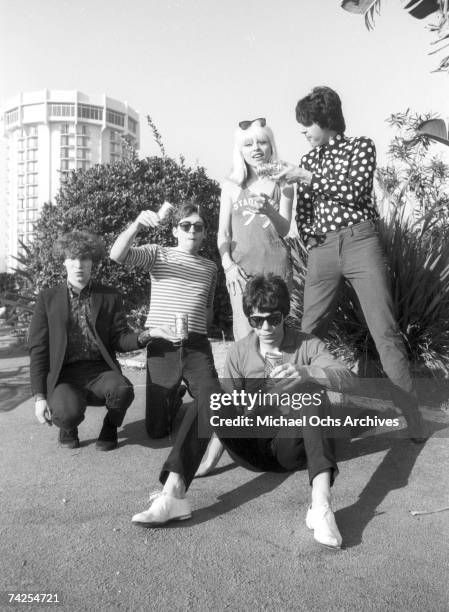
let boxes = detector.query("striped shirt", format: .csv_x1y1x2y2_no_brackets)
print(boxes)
125,245,217,334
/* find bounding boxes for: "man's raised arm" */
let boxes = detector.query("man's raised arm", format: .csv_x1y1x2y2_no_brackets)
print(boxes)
110,210,159,263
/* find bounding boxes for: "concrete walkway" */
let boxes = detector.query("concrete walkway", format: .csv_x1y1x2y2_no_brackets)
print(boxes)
1,325,449,611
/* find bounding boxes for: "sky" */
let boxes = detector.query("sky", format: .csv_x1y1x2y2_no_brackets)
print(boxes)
1,0,448,182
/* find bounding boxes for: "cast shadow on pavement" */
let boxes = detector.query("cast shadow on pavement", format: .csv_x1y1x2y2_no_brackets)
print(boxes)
331,397,449,548
138,471,292,530
0,365,31,413
333,423,448,549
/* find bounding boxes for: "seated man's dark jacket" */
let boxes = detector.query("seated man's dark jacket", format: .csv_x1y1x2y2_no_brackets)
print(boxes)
28,284,140,398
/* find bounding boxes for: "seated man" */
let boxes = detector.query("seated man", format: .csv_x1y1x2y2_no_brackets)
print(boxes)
131,275,356,549
110,201,218,439
29,231,146,450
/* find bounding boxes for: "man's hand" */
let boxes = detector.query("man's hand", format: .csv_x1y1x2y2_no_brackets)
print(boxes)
145,326,181,343
270,362,311,381
135,210,160,230
271,164,313,186
35,399,52,425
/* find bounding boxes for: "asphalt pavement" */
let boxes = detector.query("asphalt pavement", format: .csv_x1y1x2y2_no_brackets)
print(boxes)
1,325,449,612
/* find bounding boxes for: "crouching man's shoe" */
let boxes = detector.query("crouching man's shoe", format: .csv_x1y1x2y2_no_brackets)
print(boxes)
96,415,118,451
131,491,192,525
58,427,80,449
306,504,342,549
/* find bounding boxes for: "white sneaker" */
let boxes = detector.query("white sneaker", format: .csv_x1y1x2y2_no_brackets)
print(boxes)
131,491,192,525
306,504,342,549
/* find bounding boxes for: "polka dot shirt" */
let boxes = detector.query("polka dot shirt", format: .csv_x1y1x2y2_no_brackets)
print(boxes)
296,134,379,245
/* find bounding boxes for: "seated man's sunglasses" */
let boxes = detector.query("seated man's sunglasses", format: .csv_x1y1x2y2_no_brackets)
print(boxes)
178,222,205,232
248,312,283,329
239,118,266,130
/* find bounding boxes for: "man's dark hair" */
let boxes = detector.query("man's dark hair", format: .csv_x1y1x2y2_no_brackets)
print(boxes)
53,230,106,263
295,86,346,134
242,274,290,318
172,201,206,228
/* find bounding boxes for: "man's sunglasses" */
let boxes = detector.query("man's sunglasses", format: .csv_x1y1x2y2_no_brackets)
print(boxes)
178,222,205,233
238,118,266,130
248,312,283,329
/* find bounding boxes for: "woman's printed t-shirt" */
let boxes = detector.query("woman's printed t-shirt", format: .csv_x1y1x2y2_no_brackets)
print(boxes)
229,182,292,284
296,134,379,245
124,245,217,335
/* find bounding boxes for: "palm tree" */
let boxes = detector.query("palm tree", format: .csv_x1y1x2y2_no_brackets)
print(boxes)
341,0,449,72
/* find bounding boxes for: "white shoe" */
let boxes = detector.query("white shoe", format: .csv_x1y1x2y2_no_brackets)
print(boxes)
131,491,192,525
306,504,342,549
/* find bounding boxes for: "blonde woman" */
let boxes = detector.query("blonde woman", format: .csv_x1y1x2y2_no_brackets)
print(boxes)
197,118,294,475
220,118,294,339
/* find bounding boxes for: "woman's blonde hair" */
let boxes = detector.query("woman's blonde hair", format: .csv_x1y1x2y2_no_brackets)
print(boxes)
228,122,279,187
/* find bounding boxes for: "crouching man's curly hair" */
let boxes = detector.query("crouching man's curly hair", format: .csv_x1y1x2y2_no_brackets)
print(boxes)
53,231,106,263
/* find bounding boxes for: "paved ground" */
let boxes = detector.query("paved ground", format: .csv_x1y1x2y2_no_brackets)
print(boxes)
1,323,449,612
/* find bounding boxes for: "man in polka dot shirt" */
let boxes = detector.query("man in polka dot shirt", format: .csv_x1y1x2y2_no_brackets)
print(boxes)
274,86,428,443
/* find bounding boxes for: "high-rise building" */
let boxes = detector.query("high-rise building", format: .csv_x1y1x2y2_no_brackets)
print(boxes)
0,89,140,271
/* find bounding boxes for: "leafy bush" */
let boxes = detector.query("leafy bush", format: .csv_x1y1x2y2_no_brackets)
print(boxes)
20,154,232,335
328,210,449,376
285,212,449,377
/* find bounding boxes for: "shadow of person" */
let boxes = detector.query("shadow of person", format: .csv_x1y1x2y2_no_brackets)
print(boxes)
114,419,174,450
138,471,292,530
334,434,426,548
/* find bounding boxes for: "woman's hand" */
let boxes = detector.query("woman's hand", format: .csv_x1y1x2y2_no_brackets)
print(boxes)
247,193,275,216
225,263,248,296
271,164,312,185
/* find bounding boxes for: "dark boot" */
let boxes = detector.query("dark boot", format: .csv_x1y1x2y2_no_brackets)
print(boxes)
96,414,118,451
59,427,80,449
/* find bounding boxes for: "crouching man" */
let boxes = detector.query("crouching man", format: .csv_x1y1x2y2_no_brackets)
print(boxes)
131,275,356,549
29,230,146,450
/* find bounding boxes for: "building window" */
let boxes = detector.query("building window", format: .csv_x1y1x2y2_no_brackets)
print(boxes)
27,161,37,173
128,117,138,134
78,104,103,121
49,103,75,117
5,108,19,125
76,160,90,170
77,135,89,147
76,149,89,160
26,197,38,209
106,109,125,127
26,173,38,185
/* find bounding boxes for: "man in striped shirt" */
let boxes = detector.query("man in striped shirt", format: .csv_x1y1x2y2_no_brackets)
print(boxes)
110,202,218,438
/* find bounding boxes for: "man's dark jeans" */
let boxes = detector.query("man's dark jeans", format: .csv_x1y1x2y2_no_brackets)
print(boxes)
49,360,134,429
145,333,218,438
301,220,418,413
160,378,338,490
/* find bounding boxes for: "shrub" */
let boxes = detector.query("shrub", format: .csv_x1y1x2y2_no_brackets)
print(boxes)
328,209,449,376
20,154,232,335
